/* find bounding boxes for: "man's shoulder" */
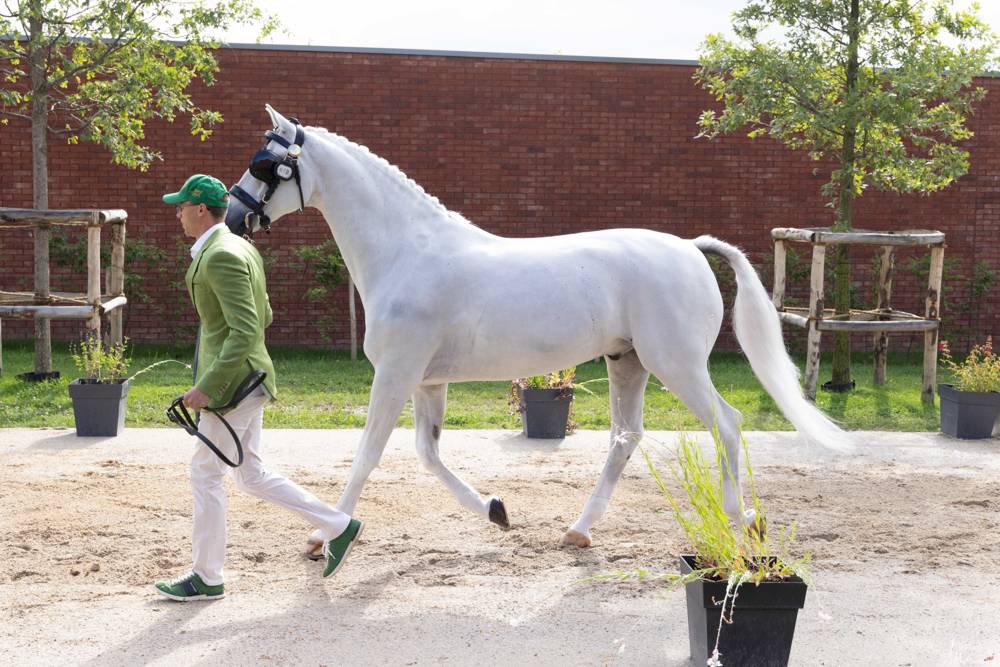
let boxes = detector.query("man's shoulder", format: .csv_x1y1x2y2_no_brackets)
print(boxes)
206,231,259,260
213,229,254,250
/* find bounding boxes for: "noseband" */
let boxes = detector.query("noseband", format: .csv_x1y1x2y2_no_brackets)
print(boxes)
228,119,307,237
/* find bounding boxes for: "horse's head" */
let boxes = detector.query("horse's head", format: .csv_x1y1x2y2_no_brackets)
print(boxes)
225,104,309,237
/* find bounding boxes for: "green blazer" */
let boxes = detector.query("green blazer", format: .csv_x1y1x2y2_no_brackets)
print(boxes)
185,229,277,408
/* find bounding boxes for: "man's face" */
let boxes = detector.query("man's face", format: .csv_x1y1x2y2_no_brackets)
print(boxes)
176,202,205,238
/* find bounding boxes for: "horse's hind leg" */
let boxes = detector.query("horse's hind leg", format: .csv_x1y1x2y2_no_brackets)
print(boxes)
653,363,752,528
414,383,509,528
563,350,649,547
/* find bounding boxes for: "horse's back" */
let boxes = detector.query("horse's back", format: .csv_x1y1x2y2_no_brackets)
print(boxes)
412,227,724,382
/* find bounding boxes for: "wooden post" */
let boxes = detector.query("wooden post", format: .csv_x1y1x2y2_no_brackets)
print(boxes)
922,244,945,404
805,244,827,400
873,245,895,385
33,221,52,374
772,239,786,309
87,216,101,336
0,317,3,376
348,274,357,361
109,220,126,346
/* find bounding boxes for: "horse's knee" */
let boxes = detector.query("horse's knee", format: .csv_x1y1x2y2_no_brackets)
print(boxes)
611,428,642,460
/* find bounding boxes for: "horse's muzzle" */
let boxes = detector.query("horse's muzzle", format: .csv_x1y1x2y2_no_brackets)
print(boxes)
224,198,252,236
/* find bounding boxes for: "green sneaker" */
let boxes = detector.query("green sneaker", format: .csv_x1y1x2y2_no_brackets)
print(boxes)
154,572,225,601
323,518,364,578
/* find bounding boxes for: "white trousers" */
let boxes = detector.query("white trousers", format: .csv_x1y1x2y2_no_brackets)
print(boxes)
190,387,349,585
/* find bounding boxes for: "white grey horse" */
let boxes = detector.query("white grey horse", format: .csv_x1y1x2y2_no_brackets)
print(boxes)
224,105,848,553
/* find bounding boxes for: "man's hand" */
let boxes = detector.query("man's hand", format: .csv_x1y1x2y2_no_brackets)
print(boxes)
183,387,212,410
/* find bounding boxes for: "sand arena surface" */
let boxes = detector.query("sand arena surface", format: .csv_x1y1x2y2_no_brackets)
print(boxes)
1,428,998,665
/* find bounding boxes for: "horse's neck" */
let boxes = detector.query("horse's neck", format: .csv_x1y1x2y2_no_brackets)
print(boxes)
309,135,486,300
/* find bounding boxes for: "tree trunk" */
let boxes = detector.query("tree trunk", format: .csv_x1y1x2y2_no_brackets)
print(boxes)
29,6,53,376
829,0,861,389
830,204,853,387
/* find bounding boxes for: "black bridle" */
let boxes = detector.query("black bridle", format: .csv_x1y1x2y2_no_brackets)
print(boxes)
228,119,307,238
166,370,267,468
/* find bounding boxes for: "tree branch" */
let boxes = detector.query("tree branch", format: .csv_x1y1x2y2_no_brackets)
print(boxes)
49,3,151,89
0,0,18,19
0,108,32,121
13,0,29,38
47,117,93,135
798,14,848,46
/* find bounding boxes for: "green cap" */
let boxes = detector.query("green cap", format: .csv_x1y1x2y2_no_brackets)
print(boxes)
162,174,230,207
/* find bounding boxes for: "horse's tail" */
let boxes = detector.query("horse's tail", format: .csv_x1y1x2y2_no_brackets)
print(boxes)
693,235,852,452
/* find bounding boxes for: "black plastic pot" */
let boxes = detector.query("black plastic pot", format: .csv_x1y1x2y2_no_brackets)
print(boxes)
17,371,61,382
938,383,1000,439
680,555,807,667
518,387,572,439
68,378,130,437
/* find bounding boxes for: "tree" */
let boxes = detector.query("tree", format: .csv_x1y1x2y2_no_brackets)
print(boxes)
696,0,997,390
0,0,276,375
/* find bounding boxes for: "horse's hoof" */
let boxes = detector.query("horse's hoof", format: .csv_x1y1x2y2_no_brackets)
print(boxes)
305,538,324,561
305,529,325,561
488,497,510,529
561,529,592,548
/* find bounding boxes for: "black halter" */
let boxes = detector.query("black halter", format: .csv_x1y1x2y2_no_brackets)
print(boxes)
228,120,307,238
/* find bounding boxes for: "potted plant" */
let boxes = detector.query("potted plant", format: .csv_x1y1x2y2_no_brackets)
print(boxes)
604,430,810,667
938,337,1000,439
510,368,576,438
68,334,130,437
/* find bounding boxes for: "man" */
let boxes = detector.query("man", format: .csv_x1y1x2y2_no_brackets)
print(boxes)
154,174,362,601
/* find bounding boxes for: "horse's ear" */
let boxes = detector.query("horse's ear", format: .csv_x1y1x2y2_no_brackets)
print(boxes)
264,104,287,130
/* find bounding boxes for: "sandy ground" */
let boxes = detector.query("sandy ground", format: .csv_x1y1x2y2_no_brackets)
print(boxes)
1,427,998,666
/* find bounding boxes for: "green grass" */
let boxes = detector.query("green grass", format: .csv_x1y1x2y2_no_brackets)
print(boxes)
0,339,942,430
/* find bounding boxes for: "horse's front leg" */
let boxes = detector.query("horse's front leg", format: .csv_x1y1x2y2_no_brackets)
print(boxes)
413,383,509,528
304,355,428,559
334,364,420,515
306,363,415,558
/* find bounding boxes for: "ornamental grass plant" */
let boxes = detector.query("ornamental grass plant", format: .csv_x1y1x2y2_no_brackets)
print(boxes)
605,427,809,587
642,428,809,585
600,427,810,666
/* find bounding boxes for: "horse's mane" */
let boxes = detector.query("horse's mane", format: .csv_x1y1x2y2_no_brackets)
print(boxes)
305,125,477,228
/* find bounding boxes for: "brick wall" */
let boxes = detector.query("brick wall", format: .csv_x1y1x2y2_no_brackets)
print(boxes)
1,47,998,353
